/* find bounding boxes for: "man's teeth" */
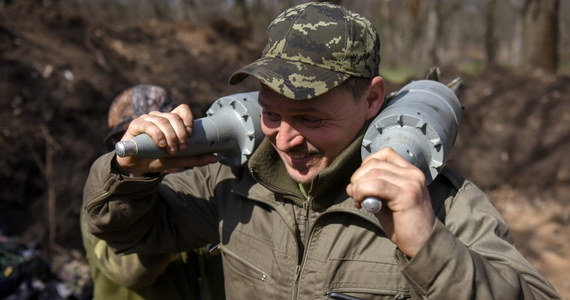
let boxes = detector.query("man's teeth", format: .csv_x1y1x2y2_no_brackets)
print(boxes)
289,153,309,159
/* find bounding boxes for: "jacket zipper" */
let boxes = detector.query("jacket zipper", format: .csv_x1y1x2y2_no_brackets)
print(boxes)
232,183,305,297
236,175,385,298
293,205,386,299
292,196,313,300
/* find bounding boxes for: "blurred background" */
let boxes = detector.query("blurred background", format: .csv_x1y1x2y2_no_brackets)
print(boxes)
1,0,569,298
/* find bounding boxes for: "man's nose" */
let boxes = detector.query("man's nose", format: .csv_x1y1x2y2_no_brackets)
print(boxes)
275,120,304,151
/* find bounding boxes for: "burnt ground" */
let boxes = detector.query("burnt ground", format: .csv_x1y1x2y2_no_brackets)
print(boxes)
1,3,569,299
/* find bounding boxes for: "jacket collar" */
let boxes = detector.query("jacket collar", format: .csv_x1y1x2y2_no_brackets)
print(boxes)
246,123,370,212
233,119,461,232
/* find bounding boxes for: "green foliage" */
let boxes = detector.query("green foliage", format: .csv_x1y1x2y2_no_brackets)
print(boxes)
380,66,421,84
559,60,570,76
458,61,486,76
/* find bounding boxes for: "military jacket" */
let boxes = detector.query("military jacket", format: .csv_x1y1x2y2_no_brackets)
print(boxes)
84,134,560,299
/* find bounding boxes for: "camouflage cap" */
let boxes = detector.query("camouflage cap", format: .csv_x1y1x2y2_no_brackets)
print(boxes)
229,2,381,100
105,84,177,144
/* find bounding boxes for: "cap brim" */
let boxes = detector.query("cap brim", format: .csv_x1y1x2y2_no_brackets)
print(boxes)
229,56,350,100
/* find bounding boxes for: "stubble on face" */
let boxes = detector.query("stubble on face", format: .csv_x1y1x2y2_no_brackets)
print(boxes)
259,85,371,185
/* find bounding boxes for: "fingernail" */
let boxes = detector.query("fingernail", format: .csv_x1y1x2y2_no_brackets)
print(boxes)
159,139,167,146
169,147,177,153
179,143,187,151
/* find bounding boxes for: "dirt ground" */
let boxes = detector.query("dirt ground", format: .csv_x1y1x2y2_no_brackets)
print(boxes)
1,3,569,299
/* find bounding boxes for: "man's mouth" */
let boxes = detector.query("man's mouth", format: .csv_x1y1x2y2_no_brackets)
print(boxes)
286,150,321,166
288,152,312,159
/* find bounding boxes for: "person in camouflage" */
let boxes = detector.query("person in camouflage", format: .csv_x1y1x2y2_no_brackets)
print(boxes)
83,3,560,299
81,84,225,300
229,2,380,100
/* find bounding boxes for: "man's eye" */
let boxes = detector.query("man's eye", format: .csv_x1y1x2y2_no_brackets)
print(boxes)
263,111,280,121
301,117,323,127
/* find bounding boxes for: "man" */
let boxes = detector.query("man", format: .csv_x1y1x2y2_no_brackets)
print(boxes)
81,84,224,299
84,3,560,299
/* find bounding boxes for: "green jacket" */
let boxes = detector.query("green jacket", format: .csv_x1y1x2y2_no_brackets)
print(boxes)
81,199,225,299
84,133,560,299
80,211,199,299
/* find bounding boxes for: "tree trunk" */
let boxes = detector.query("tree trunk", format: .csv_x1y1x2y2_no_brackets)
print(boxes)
485,0,497,65
424,0,439,65
235,0,252,37
522,0,559,71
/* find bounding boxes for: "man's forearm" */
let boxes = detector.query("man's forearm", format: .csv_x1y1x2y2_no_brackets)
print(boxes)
83,152,163,252
398,221,560,299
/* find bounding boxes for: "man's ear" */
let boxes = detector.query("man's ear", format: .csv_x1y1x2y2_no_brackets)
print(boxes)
365,76,386,120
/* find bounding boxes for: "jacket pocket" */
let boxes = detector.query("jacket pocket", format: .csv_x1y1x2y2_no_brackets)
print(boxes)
220,245,269,283
326,289,411,300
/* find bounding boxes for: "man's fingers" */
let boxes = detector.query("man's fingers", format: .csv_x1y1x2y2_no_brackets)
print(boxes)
171,104,194,131
350,159,402,187
124,116,167,147
114,104,202,176
349,146,426,211
362,147,413,168
122,104,194,153
347,171,401,202
148,111,189,151
141,114,179,151
352,147,423,191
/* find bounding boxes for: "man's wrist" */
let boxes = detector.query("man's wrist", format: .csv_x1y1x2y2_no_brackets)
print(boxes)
112,155,161,177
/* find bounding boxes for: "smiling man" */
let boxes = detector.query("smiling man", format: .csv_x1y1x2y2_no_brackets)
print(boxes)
83,2,560,299
258,80,383,185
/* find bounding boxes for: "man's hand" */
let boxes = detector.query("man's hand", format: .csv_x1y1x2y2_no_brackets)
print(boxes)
116,104,218,176
346,147,435,257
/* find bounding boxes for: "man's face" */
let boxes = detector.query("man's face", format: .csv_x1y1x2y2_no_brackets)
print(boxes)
259,84,371,184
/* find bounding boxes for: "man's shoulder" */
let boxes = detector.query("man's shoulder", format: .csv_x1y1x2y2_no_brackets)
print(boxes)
439,167,466,191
